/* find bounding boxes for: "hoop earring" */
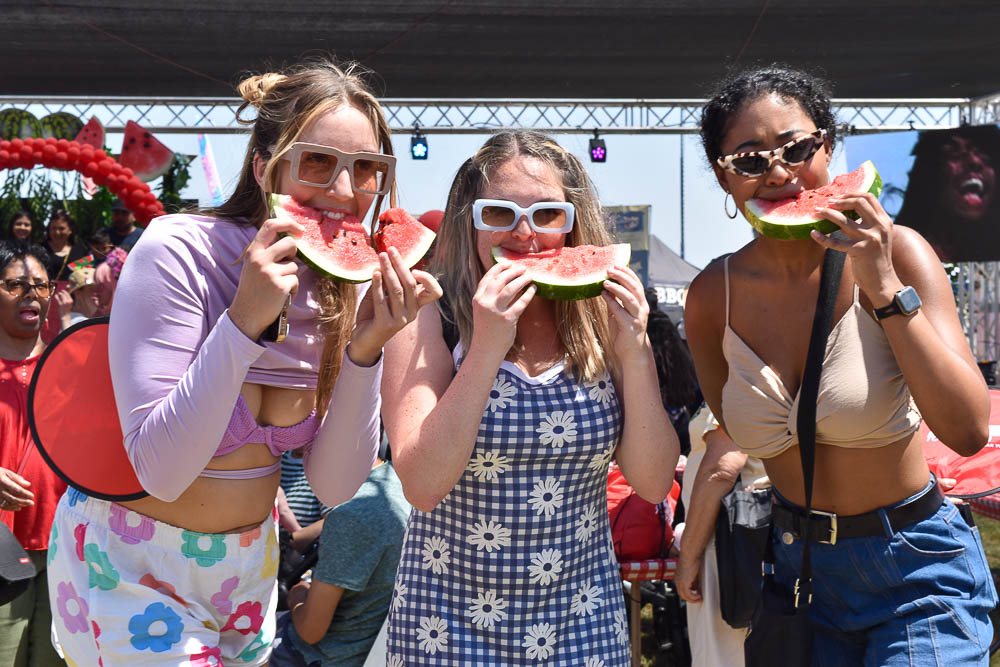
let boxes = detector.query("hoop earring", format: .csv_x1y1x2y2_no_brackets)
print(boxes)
724,192,739,219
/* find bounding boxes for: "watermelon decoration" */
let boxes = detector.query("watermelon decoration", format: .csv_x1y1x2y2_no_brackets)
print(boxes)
39,113,84,141
119,120,174,182
0,109,42,140
744,160,883,240
73,117,105,150
270,195,436,283
491,243,632,300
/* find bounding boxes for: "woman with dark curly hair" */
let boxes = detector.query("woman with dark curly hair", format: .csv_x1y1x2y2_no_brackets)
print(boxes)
896,124,1000,262
685,64,995,664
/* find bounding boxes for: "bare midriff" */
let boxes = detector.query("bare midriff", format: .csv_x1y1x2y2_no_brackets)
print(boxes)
121,383,316,534
763,432,930,516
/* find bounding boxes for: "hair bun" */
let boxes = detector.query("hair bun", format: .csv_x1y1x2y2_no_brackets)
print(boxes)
237,73,286,108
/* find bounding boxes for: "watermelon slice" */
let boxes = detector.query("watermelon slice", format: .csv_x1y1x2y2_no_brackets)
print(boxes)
374,207,436,262
744,160,882,240
270,196,436,283
119,120,174,182
73,117,104,150
491,243,631,300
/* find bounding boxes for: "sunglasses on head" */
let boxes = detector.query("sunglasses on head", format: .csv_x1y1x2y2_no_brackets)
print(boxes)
1,279,55,298
281,142,396,195
472,199,575,234
716,129,827,177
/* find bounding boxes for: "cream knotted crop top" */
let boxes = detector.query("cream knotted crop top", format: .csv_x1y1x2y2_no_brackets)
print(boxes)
720,257,921,459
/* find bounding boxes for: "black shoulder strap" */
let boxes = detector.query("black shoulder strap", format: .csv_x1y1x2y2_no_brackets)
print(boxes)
795,247,846,604
438,296,460,354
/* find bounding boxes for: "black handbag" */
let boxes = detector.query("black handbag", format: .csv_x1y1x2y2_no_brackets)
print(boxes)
744,247,845,667
714,479,772,628
0,442,39,605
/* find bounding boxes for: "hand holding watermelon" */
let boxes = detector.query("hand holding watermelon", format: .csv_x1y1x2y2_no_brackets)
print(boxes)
348,247,442,366
469,261,538,357
601,265,653,365
811,189,902,304
228,217,305,341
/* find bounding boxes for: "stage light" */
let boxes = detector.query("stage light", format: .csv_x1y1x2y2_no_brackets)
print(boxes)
411,129,428,160
589,131,606,163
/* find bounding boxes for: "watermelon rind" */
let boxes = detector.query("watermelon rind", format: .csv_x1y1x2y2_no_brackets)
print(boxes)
744,160,883,240
491,243,632,301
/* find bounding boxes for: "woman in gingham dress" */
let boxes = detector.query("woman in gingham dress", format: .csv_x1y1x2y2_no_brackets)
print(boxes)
381,130,680,665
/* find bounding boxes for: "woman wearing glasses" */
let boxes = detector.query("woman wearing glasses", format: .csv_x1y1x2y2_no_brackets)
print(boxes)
684,65,995,664
0,242,65,666
381,130,678,665
46,59,440,666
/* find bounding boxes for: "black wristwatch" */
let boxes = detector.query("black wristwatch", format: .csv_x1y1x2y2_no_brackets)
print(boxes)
873,286,922,320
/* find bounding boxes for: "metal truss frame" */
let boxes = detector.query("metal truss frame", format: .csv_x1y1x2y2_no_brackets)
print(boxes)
3,93,1000,359
961,94,1000,363
0,96,972,135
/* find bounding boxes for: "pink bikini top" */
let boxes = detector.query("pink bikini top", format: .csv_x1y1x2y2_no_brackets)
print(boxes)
200,394,319,480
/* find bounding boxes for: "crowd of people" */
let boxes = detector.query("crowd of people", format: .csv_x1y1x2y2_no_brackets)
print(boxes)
0,56,994,667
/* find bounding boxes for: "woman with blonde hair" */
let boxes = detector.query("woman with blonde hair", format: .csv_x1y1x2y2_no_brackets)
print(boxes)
382,130,679,664
46,58,440,666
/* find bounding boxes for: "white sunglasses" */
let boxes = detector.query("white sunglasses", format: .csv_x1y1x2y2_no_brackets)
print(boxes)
472,199,575,233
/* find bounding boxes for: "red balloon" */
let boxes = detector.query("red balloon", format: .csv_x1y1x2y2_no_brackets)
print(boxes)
56,139,69,151
81,161,98,177
96,161,112,177
54,152,69,169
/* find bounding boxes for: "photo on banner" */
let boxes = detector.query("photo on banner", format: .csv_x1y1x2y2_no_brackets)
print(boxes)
844,124,1000,262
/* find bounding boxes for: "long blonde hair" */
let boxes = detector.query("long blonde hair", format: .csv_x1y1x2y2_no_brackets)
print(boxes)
431,130,614,382
210,58,396,413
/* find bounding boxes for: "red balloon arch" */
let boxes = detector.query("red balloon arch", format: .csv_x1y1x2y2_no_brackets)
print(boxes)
0,137,165,224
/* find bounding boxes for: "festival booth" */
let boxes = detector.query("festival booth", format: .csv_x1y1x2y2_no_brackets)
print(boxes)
646,234,699,328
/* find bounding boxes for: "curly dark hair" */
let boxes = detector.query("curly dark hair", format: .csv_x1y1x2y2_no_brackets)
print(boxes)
700,64,838,166
0,239,52,276
895,125,1000,262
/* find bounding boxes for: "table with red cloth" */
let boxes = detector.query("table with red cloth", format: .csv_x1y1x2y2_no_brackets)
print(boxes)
619,557,678,667
0,355,67,550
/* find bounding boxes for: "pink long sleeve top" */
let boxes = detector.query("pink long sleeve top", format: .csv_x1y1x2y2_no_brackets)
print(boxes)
108,214,380,504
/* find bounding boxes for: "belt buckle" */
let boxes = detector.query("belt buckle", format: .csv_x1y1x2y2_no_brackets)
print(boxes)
809,508,838,545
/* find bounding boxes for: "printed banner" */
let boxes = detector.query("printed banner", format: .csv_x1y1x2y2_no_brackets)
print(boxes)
602,205,650,284
845,125,1000,262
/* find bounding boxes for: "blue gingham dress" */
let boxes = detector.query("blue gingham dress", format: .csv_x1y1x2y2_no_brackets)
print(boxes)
386,349,630,666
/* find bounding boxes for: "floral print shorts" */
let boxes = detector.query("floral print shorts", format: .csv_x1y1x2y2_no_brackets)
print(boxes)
47,488,280,666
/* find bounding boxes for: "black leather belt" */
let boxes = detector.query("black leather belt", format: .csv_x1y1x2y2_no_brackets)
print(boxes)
771,483,944,544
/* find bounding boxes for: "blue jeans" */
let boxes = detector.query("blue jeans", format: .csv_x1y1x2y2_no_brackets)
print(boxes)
772,480,998,666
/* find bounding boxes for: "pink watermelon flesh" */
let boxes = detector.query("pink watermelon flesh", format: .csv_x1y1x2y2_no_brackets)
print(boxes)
374,207,436,259
119,120,174,181
272,197,437,283
492,243,631,300
74,117,104,150
744,161,882,240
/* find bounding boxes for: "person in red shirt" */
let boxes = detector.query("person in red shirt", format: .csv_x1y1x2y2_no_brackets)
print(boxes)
0,240,65,666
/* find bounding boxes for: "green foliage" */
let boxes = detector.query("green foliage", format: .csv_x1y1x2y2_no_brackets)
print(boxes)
159,154,192,214
0,168,113,243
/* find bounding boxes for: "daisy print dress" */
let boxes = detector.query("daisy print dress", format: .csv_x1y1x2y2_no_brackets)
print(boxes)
386,344,630,665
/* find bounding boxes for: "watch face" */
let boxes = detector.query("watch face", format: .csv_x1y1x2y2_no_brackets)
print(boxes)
896,286,922,314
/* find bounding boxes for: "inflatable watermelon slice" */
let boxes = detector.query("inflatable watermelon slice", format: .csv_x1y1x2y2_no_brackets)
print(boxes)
119,120,174,182
73,117,104,150
491,243,631,300
270,195,435,283
744,160,883,240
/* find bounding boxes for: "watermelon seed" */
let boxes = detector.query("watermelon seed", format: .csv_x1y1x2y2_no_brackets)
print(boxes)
351,239,357,245
143,142,151,148
129,137,136,144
